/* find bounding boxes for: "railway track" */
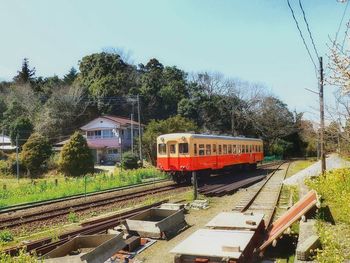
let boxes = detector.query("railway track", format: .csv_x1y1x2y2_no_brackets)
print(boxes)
3,200,168,257
0,183,186,230
233,161,291,227
199,161,283,196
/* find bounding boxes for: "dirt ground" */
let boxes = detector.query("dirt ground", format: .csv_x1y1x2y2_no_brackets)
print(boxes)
134,189,247,263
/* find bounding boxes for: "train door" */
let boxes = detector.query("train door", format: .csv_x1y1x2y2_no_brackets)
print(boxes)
167,141,179,169
179,141,190,170
213,143,218,169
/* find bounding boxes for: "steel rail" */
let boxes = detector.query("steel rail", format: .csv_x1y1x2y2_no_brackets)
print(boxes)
0,184,184,230
3,200,168,256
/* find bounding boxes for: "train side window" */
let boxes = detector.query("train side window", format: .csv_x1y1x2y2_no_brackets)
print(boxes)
228,145,232,154
223,144,227,154
218,145,222,155
170,144,176,154
246,145,249,153
242,145,245,153
199,144,205,156
194,144,197,156
233,145,236,154
179,143,189,154
158,143,166,155
206,144,211,155
249,145,252,153
213,144,217,154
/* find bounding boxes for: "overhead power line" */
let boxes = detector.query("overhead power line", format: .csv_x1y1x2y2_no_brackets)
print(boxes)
286,0,318,75
298,0,320,59
336,0,350,44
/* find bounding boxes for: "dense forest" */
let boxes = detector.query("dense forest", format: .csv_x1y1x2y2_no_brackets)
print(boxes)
0,51,319,159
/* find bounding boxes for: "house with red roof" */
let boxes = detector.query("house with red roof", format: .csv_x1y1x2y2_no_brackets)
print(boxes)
79,115,142,164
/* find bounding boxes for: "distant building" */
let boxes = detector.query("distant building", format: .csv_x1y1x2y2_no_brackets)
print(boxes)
0,135,16,152
55,115,143,164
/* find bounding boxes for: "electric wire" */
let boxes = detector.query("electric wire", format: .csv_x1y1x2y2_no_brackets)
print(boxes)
336,0,350,45
286,0,318,76
298,0,320,60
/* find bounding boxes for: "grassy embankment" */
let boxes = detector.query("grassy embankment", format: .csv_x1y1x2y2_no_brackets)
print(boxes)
0,167,167,209
306,168,350,262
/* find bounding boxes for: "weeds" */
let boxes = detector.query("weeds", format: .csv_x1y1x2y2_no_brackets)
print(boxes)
0,167,167,208
67,211,78,223
306,168,350,262
0,230,13,243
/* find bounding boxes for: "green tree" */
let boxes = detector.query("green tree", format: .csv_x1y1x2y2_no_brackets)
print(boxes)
13,58,36,84
142,115,198,164
138,59,188,121
251,96,295,153
20,133,52,177
58,132,94,176
63,67,78,85
78,52,135,98
9,117,34,146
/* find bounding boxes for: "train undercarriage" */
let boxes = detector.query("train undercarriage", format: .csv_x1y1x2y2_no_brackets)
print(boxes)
168,163,258,184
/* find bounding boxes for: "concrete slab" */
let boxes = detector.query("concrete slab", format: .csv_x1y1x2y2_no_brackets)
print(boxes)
43,233,125,263
125,208,186,239
170,229,254,259
205,212,264,230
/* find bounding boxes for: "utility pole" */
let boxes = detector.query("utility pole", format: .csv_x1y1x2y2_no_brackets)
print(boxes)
319,57,326,174
137,95,143,165
16,134,19,180
131,102,134,155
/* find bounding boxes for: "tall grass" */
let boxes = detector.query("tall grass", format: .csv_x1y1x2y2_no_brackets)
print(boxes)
306,168,350,262
0,167,167,208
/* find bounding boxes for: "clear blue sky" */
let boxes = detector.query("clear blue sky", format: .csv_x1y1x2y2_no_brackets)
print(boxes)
0,0,348,120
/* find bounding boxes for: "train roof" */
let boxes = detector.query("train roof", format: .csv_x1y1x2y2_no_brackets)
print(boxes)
157,133,263,142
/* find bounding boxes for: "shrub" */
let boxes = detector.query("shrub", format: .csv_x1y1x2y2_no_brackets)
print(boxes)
5,153,24,175
121,151,139,169
20,133,52,177
58,132,94,177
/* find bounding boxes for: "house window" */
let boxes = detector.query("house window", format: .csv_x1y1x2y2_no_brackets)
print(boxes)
158,144,166,155
107,148,118,154
170,144,176,154
199,144,205,156
206,144,211,155
179,143,189,154
102,130,114,138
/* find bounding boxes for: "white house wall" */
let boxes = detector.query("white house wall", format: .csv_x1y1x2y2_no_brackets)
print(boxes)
80,117,121,131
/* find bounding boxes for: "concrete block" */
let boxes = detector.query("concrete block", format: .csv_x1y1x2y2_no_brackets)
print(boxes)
296,235,320,260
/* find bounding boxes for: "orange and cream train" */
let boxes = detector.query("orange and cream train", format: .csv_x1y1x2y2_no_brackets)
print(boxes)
157,133,264,183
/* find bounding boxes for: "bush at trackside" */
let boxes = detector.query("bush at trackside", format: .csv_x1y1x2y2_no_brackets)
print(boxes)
121,151,139,170
58,132,94,177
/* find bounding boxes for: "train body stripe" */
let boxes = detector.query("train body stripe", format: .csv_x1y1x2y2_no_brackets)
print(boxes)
157,153,264,171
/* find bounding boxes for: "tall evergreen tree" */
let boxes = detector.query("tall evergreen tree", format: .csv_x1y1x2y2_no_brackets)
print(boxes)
63,67,78,85
13,58,36,84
